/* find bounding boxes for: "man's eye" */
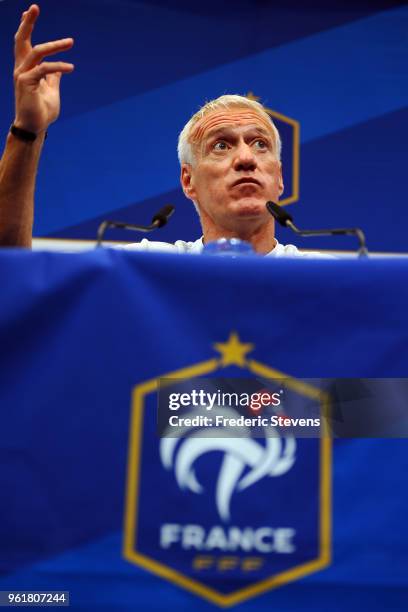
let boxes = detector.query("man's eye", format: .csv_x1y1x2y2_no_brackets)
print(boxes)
213,141,228,151
254,139,268,149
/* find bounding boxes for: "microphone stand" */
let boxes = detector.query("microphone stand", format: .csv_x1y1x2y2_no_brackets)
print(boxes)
285,220,368,257
96,205,175,247
266,201,368,257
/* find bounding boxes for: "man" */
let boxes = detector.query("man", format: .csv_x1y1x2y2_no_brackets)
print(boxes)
0,5,319,257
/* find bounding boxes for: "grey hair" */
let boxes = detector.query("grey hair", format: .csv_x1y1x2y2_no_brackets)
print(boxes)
177,94,282,166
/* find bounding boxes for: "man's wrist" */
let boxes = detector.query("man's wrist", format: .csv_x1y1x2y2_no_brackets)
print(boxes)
10,124,48,143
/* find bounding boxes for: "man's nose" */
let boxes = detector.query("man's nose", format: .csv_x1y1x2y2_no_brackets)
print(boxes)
233,143,257,172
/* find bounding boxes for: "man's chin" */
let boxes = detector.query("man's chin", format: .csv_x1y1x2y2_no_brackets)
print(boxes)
232,199,267,218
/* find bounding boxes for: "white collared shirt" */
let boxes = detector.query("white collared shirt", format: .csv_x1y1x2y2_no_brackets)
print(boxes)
121,237,327,258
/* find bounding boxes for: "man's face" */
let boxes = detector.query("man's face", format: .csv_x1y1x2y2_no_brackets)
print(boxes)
181,108,284,231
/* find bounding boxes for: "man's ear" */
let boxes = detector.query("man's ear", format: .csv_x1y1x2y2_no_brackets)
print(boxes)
180,164,196,200
278,162,284,196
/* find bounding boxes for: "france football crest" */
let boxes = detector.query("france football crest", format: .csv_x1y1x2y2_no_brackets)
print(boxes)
123,332,331,606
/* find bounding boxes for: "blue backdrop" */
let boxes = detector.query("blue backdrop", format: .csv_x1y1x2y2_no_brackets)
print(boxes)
0,0,407,252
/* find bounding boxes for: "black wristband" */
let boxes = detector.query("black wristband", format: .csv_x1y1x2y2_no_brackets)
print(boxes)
10,124,47,142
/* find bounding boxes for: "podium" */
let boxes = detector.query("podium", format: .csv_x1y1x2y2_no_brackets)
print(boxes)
0,248,407,610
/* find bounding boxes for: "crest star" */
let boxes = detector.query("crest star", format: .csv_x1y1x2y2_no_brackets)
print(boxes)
213,332,254,367
246,92,260,102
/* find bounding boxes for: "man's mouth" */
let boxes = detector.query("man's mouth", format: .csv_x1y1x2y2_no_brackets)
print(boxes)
231,178,261,188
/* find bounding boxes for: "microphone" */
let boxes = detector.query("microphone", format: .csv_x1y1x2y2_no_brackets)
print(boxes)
96,205,175,247
266,201,368,257
151,204,175,228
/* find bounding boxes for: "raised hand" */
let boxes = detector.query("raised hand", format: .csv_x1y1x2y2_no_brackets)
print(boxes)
13,4,74,134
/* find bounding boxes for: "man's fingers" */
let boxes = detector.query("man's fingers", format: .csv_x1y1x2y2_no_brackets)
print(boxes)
16,38,74,74
46,71,62,88
17,61,74,85
14,5,40,58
